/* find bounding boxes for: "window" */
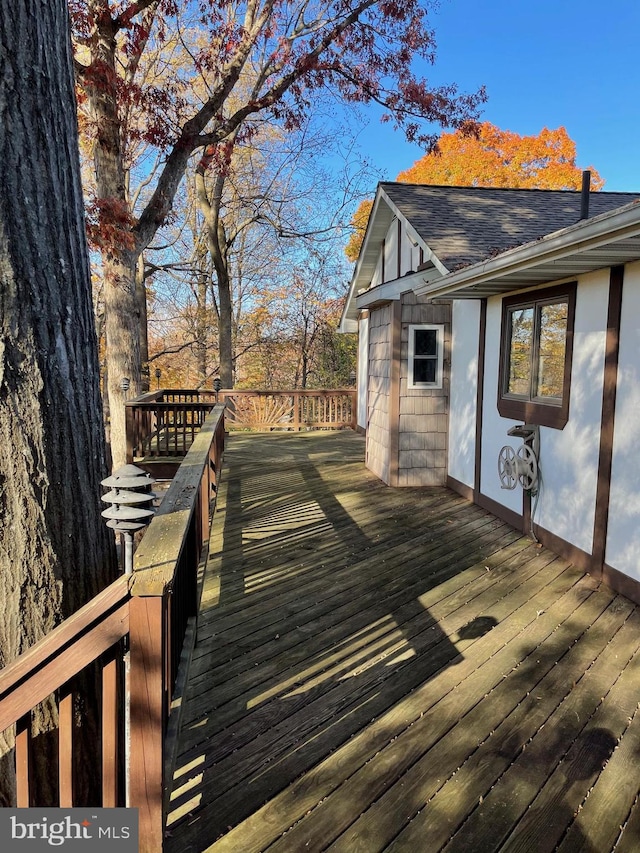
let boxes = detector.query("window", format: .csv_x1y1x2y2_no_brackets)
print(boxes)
408,324,444,389
498,283,576,428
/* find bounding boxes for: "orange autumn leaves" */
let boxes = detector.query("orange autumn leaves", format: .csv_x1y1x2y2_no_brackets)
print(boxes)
398,124,603,189
345,124,603,261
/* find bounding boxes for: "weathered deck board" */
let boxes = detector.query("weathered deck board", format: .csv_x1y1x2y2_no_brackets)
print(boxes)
166,431,640,853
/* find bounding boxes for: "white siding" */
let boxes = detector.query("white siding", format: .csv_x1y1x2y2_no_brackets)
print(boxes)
400,229,421,276
364,217,422,294
479,298,522,515
479,273,609,549
357,314,369,430
384,219,397,282
606,261,640,579
535,271,609,553
448,300,481,488
371,254,383,288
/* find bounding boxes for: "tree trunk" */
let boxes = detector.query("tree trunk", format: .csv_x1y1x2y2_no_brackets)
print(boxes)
103,251,141,465
85,15,142,466
137,254,150,392
0,0,118,804
195,168,234,388
195,266,209,385
216,267,234,388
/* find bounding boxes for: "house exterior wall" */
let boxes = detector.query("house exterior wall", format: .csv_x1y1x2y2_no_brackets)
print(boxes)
448,300,481,489
384,222,396,280
399,226,422,276
398,293,450,486
479,298,523,515
350,187,640,602
366,303,393,483
361,211,447,485
478,273,609,542
606,260,640,580
357,313,369,430
370,218,423,289
534,271,609,553
372,253,383,288
363,293,451,487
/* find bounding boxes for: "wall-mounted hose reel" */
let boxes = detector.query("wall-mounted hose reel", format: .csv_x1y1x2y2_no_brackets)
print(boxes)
498,424,540,494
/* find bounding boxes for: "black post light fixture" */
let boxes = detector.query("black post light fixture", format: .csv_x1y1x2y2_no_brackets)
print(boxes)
155,367,161,389
213,376,222,402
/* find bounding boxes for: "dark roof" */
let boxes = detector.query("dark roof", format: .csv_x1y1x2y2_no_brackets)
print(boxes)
381,183,640,271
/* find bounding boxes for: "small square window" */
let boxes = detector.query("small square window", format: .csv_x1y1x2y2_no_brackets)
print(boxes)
408,324,444,389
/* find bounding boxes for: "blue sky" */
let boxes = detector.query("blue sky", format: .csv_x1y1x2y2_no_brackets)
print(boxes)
358,0,640,191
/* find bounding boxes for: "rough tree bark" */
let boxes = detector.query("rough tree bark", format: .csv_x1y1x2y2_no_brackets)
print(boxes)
0,0,118,804
82,9,142,463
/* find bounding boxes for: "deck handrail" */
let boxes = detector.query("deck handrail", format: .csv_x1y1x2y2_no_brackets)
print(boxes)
126,388,356,463
0,403,226,852
220,388,357,431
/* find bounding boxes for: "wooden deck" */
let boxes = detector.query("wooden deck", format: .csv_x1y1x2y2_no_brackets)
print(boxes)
166,431,640,853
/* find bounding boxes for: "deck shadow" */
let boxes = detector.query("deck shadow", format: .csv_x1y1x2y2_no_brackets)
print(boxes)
165,433,529,849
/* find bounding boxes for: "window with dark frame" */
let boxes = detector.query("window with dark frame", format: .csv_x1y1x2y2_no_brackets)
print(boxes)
498,283,576,429
408,324,444,389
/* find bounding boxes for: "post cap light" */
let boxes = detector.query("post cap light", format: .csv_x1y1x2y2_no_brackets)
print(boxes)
101,464,156,534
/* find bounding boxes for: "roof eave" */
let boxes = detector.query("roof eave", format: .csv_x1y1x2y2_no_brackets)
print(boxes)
355,267,444,311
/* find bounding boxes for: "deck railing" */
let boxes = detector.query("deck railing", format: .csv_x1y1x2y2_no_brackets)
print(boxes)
126,388,356,465
219,389,356,431
126,389,218,463
0,404,226,852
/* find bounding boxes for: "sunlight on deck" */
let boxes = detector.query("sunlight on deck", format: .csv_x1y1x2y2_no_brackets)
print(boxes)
247,614,414,707
164,432,640,853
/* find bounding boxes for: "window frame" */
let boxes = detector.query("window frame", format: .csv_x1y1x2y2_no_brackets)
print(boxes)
497,282,576,429
407,323,444,390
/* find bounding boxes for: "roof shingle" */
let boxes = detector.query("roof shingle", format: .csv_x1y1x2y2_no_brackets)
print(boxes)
381,183,640,270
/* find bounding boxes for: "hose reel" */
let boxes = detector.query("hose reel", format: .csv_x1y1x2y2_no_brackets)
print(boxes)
498,443,538,491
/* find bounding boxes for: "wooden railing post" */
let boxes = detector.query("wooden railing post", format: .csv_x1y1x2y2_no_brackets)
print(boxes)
58,686,74,806
102,654,119,808
16,714,31,807
129,593,166,853
125,404,136,463
293,393,301,431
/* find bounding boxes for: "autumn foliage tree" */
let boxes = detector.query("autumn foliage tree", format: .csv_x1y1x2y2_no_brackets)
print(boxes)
397,123,604,188
70,0,484,466
345,123,604,260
